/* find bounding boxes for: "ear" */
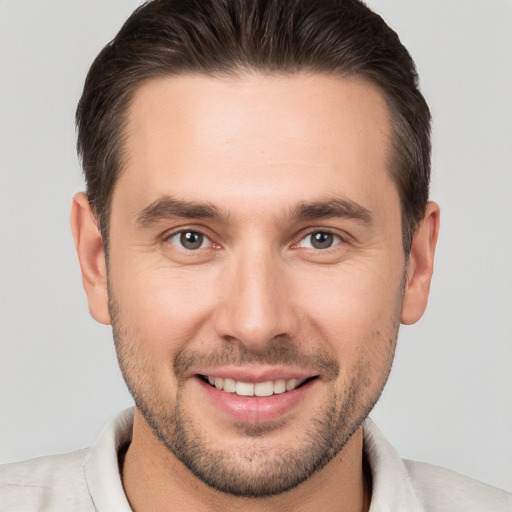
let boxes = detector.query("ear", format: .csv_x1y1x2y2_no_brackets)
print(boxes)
70,192,111,325
401,201,440,325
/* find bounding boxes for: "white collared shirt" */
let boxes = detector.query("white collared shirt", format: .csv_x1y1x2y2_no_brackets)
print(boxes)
1,408,510,511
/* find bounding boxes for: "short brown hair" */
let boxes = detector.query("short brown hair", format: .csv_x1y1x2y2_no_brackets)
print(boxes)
76,0,431,253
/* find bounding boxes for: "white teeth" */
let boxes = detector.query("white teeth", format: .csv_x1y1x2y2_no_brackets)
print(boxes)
205,376,305,396
223,378,236,393
254,381,274,397
273,379,286,394
235,381,254,396
286,379,300,391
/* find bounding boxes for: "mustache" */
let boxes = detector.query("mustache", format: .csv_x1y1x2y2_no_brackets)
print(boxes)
173,339,340,381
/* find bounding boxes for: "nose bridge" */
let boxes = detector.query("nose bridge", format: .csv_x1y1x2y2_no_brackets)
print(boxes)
214,242,294,350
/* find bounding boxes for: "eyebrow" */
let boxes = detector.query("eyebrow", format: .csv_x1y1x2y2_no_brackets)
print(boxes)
290,198,373,225
136,196,226,227
136,195,373,228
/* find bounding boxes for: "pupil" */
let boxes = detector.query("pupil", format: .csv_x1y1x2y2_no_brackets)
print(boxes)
180,231,203,250
312,232,333,249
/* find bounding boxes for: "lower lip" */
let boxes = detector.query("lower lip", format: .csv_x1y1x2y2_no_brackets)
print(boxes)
196,377,316,424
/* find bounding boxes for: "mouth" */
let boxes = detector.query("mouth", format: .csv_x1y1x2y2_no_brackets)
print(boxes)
198,374,316,397
196,371,320,424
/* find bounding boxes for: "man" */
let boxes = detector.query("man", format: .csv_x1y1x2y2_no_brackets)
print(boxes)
1,0,510,510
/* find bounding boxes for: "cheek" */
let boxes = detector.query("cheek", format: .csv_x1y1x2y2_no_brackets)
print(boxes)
110,263,218,357
297,267,401,402
294,260,404,355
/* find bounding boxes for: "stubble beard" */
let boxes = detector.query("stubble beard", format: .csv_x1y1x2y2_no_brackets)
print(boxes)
109,285,402,497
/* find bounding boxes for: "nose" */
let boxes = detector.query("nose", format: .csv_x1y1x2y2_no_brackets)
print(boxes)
213,248,297,352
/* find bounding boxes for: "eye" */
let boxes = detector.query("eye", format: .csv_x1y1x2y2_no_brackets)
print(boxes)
298,231,342,250
167,230,209,250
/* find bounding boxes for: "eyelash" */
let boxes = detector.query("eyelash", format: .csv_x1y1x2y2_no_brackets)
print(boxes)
294,230,344,251
165,229,218,252
164,228,345,253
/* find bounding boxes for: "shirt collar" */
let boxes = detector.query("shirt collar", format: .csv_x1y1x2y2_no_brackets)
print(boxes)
363,417,424,512
83,408,424,511
84,407,134,511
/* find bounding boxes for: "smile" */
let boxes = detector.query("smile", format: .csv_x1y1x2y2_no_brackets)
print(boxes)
200,375,311,397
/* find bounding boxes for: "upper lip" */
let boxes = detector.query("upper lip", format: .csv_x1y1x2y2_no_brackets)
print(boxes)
193,367,317,383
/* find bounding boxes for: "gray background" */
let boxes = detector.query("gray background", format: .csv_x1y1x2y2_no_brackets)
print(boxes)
1,0,511,492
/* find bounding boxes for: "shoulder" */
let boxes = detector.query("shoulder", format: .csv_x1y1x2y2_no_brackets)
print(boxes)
404,459,512,512
0,449,95,511
0,408,134,512
363,419,512,511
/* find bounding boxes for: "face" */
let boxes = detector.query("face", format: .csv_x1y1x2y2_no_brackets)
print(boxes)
101,74,408,496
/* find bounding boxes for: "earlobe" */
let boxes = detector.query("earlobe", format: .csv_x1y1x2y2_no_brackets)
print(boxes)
70,192,111,325
401,201,440,325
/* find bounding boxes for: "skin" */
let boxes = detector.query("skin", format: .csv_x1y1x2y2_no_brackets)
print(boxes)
71,73,439,511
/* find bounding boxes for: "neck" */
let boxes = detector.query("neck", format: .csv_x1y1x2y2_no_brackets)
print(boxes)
121,408,371,512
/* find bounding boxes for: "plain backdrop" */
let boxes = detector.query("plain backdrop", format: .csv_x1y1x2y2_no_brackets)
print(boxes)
1,0,511,493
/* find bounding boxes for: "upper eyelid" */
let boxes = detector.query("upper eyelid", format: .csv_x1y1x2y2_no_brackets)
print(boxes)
296,231,343,248
294,227,349,243
163,225,212,240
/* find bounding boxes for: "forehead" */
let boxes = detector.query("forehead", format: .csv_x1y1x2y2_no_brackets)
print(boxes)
115,72,396,219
